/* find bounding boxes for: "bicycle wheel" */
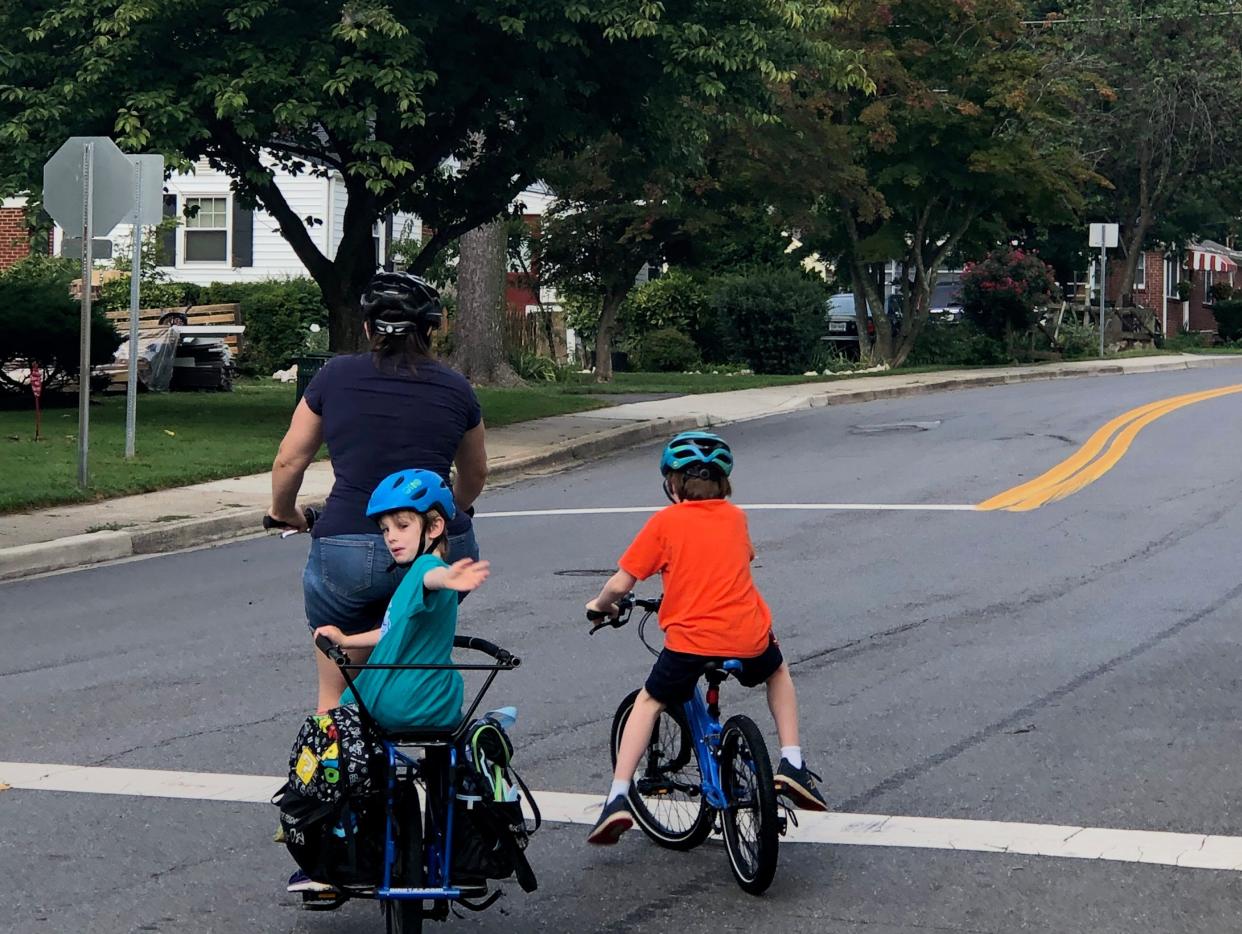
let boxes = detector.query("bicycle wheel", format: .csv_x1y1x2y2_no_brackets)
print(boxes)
719,715,779,895
610,688,712,850
383,782,423,934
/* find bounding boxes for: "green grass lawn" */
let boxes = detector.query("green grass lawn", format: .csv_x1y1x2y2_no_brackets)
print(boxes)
0,380,604,513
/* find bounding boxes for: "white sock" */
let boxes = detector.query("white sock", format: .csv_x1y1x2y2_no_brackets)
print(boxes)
781,746,803,769
607,779,631,803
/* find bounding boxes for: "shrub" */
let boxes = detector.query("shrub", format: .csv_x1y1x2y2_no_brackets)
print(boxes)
634,328,701,372
619,270,735,363
906,319,1006,366
1211,298,1242,342
961,248,1060,343
197,279,329,375
711,270,826,374
1058,320,1100,359
0,255,121,396
509,351,560,382
96,276,201,315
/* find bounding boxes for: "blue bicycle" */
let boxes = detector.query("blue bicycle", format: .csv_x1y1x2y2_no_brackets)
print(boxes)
312,633,530,933
590,594,784,895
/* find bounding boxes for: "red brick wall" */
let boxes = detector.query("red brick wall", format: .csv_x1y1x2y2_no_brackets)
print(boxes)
0,206,48,270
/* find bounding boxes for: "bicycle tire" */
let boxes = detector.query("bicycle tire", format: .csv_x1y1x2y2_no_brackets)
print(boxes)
384,782,424,934
610,688,713,850
719,714,779,895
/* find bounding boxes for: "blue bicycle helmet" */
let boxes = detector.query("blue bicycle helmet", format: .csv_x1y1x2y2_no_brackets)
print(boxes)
659,431,734,477
366,468,457,521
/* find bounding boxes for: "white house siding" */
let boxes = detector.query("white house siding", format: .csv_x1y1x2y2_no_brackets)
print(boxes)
52,157,539,284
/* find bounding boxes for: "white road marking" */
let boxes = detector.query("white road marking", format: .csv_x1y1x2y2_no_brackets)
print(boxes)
477,503,980,518
5,761,1240,872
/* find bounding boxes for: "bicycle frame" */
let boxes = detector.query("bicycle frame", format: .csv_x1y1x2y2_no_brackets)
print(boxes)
678,660,744,811
378,741,464,902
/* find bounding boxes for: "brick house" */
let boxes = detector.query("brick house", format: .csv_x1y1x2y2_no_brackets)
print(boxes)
1098,241,1239,337
0,197,51,269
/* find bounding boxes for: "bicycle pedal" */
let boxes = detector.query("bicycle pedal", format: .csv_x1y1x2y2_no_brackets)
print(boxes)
300,890,347,911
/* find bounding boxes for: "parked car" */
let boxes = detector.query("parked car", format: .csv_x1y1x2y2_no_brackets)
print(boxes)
927,276,964,322
823,292,901,355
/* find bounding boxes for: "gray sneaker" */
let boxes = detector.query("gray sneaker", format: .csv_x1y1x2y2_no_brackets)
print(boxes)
774,759,829,811
586,795,634,845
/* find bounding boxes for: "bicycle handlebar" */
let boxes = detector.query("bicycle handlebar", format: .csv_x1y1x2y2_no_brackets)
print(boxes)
263,506,320,536
314,632,520,669
588,593,661,634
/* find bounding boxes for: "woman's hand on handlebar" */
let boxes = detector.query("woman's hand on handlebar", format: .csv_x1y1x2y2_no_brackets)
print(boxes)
265,505,309,534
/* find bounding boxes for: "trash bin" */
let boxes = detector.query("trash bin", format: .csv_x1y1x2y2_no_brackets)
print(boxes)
294,353,333,406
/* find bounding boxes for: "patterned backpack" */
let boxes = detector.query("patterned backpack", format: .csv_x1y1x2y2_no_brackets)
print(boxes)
273,705,387,885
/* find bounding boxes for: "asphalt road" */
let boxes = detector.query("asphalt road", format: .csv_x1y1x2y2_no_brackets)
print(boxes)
5,367,1242,933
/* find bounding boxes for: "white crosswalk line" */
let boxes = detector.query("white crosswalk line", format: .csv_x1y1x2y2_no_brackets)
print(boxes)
4,761,1240,871
477,503,980,518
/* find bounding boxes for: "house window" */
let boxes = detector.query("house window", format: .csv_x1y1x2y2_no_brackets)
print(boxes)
1165,256,1181,299
1133,256,1145,290
183,196,229,262
1204,268,1216,303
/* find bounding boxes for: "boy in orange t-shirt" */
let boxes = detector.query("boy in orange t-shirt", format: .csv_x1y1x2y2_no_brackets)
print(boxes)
584,431,828,845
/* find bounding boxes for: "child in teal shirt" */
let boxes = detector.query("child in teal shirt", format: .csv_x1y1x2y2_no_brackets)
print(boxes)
312,468,489,732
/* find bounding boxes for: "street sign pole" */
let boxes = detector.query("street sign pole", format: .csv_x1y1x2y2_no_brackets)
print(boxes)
125,160,143,459
1088,223,1119,359
77,141,95,488
1099,242,1107,359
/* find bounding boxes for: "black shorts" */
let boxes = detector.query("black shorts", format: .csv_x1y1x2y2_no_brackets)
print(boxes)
643,636,784,707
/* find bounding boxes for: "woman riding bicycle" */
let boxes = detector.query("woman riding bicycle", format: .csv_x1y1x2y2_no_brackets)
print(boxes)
268,272,488,714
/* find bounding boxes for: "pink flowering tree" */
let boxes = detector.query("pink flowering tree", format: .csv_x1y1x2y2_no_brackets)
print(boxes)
960,248,1060,352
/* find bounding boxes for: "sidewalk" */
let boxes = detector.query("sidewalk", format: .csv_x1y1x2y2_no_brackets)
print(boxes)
3,353,1240,580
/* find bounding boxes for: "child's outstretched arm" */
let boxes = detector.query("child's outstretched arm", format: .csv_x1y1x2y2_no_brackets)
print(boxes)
424,558,491,593
586,568,638,620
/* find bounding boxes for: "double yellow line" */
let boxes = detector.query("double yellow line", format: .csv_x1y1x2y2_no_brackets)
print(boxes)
978,384,1242,512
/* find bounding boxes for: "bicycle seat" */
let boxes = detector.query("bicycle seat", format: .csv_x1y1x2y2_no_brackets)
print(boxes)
701,659,744,677
381,727,460,747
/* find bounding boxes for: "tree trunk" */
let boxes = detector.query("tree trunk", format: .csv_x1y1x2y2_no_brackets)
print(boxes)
1117,217,1150,309
453,217,522,386
593,290,625,382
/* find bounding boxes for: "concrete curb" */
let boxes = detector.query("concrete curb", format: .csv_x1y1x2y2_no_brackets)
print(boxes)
0,415,705,582
2,354,1239,582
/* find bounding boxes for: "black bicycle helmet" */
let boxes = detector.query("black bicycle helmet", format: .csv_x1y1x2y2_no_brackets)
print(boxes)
360,271,443,335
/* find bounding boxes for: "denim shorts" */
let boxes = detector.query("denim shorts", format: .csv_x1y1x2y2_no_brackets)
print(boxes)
303,526,480,635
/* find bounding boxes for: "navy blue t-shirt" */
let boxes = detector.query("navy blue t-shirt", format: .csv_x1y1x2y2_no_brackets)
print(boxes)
303,354,481,538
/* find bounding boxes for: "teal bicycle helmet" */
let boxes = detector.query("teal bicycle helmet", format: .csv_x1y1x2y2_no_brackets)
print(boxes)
366,468,457,521
659,431,734,477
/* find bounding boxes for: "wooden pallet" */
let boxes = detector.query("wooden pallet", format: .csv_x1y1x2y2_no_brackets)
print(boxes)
105,303,243,356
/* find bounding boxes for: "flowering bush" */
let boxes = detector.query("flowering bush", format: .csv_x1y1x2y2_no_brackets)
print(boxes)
960,248,1060,342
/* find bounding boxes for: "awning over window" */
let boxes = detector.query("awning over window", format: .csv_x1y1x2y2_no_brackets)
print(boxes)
1191,249,1237,272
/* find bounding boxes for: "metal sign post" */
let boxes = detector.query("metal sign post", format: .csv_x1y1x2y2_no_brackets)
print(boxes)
30,361,43,440
43,136,136,487
122,154,165,460
1089,223,1120,357
78,141,95,487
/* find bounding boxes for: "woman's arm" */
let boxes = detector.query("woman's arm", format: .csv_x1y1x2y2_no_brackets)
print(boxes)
452,422,488,514
270,399,323,529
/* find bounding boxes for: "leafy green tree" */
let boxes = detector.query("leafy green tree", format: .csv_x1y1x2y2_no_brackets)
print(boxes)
774,0,1088,366
1056,0,1242,304
0,1,850,355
